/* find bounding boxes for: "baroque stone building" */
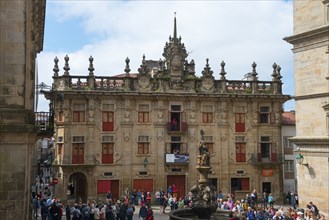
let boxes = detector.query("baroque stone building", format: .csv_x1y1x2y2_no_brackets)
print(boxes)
0,0,45,219
45,17,290,204
284,0,329,216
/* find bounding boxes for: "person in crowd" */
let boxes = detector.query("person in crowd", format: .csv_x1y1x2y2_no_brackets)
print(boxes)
146,207,154,220
159,191,166,215
139,203,148,220
268,193,275,207
145,192,152,207
262,192,268,209
297,211,305,220
105,205,116,220
81,203,90,220
250,189,258,207
246,207,256,220
118,202,128,220
94,204,100,220
132,189,138,205
308,201,319,218
126,203,135,220
137,190,143,205
41,199,50,220
66,202,71,220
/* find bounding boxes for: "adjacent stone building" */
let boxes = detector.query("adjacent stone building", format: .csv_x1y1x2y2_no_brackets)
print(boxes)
44,17,291,204
284,0,329,216
281,111,296,195
0,0,45,219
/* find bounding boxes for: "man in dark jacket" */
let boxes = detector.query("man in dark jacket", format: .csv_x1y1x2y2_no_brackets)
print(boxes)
118,203,128,220
139,204,148,220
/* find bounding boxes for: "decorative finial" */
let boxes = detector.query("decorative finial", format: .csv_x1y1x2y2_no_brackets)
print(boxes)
202,58,213,76
173,12,177,39
138,54,149,74
53,57,59,77
220,61,226,79
88,56,94,76
251,62,258,80
124,57,131,75
63,55,70,76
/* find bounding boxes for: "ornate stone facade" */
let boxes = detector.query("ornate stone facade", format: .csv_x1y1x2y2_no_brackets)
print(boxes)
0,0,45,219
284,0,329,216
45,17,290,205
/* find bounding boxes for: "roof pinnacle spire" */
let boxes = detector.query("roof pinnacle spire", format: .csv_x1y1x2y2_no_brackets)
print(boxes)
173,12,177,39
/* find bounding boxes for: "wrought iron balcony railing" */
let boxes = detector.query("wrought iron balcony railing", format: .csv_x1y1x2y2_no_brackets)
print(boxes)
249,153,284,165
35,112,54,136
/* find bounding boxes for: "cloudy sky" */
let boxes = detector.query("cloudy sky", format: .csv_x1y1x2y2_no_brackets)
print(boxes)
37,0,295,111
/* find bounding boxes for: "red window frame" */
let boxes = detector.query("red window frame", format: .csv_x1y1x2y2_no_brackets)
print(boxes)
102,111,114,131
202,112,213,123
73,111,85,122
102,143,114,164
236,143,246,162
138,112,149,123
138,143,149,155
72,144,84,164
235,113,245,132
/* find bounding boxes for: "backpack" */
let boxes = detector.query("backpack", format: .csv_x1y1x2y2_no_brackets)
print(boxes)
127,207,133,216
72,209,80,218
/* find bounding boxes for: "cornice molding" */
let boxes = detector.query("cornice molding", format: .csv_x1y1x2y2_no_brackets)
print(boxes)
284,25,329,52
284,25,329,44
293,92,329,100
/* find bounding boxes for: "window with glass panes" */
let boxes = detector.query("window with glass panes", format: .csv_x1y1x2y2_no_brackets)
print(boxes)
284,160,294,172
73,104,85,122
138,104,149,123
204,136,214,154
102,136,114,164
138,136,149,154
235,113,245,132
202,105,213,123
72,136,84,164
235,136,246,162
102,104,114,132
259,106,270,123
283,136,293,148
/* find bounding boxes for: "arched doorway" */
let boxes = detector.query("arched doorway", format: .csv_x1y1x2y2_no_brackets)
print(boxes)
68,172,87,203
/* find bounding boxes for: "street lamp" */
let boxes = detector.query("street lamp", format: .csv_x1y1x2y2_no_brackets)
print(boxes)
295,153,309,167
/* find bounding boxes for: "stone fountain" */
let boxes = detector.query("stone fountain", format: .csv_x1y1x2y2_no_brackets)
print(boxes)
169,130,230,220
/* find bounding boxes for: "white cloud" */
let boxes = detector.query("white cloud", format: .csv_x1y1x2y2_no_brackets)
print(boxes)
37,0,294,111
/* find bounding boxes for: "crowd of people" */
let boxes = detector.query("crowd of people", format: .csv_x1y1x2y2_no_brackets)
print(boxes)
32,186,326,220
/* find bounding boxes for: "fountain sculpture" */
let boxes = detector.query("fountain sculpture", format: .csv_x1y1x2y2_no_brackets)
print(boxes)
169,130,223,220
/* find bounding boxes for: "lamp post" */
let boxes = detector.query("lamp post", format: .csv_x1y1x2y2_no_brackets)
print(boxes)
295,153,309,167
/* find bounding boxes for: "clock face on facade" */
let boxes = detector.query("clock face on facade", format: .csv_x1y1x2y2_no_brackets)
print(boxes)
202,77,214,90
138,75,150,89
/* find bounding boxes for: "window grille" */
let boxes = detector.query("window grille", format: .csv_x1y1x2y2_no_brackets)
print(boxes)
72,136,84,143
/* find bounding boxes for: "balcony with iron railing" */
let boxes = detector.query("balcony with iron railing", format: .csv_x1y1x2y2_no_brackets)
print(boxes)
35,112,54,137
249,153,284,166
167,121,187,133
